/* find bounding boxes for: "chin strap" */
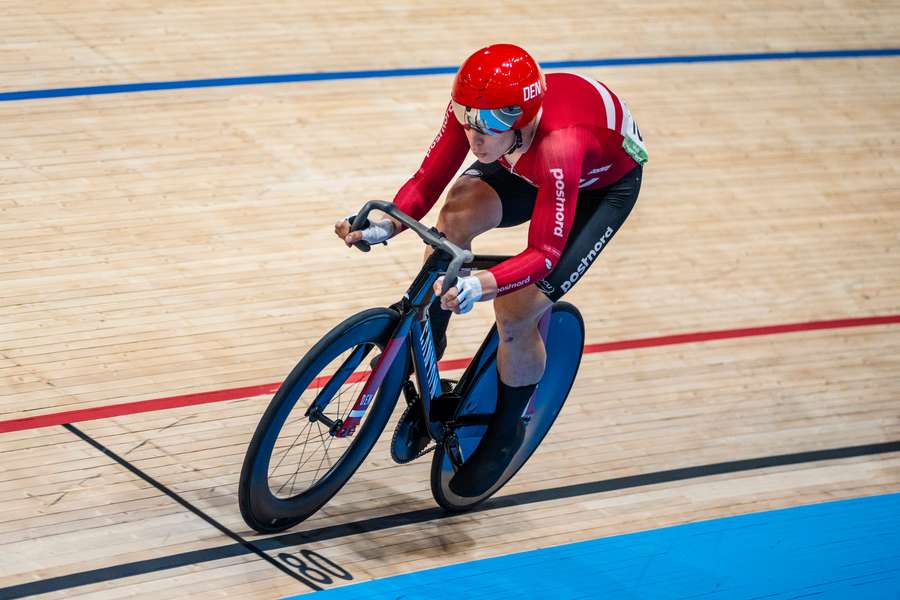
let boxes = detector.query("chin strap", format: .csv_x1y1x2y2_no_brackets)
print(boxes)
504,129,523,156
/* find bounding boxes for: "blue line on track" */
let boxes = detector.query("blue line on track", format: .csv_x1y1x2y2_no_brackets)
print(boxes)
284,493,900,600
1,48,899,102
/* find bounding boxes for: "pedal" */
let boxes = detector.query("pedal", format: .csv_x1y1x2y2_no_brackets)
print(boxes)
443,431,464,470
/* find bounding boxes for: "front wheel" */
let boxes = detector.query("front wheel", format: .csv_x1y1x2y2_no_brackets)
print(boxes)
239,307,406,533
430,302,585,511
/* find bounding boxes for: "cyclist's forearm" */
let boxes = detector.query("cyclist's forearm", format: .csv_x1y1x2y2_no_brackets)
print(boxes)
474,271,497,301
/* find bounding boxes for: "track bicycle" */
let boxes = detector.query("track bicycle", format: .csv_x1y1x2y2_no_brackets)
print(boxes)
239,201,584,533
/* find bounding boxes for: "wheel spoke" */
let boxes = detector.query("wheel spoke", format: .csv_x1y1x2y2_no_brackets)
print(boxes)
277,426,329,496
276,425,314,496
272,419,314,475
311,432,336,484
269,368,375,497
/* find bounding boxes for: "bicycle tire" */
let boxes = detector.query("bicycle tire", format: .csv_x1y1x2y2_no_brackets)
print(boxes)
239,307,406,532
430,301,584,511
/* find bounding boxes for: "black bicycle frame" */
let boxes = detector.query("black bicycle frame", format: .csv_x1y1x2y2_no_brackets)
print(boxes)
327,200,515,439
333,247,510,440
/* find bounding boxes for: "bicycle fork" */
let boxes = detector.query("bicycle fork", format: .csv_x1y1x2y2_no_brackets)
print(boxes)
330,317,414,438
329,256,444,438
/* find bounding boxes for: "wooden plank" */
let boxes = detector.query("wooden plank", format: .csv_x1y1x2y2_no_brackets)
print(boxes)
1,1,899,597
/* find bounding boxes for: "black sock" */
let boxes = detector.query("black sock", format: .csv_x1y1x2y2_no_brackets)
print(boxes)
493,377,537,435
428,298,452,361
447,375,536,497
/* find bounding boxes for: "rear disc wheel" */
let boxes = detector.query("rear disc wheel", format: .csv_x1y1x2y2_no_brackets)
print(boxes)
430,302,585,511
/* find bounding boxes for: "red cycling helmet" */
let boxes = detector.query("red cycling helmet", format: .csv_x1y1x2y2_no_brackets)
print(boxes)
451,44,546,136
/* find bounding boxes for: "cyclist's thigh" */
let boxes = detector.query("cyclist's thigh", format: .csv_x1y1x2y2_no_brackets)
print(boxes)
441,175,503,236
537,166,643,301
458,161,538,228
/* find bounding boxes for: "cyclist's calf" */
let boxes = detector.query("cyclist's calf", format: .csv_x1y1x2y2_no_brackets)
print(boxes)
494,287,552,387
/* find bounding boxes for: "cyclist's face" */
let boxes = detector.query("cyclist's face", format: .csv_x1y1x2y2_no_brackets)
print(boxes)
464,128,515,163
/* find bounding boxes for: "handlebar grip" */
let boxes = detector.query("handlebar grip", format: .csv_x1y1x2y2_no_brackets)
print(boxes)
353,200,443,246
441,275,457,296
346,214,372,252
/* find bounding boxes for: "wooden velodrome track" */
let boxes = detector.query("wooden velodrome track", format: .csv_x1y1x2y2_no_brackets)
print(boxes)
2,1,899,597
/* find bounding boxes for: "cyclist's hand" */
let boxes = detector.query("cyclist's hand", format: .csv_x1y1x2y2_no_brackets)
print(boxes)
334,217,357,247
434,275,482,315
335,214,396,248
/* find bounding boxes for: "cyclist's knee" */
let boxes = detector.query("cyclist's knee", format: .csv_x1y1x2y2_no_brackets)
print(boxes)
445,175,489,206
437,177,500,244
493,291,546,341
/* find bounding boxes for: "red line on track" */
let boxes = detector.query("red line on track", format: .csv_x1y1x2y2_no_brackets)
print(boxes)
2,314,898,434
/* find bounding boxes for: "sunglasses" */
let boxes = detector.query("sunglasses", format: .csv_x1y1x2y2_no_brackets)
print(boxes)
451,101,522,136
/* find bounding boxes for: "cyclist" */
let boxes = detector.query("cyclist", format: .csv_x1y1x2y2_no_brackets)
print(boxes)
335,43,646,496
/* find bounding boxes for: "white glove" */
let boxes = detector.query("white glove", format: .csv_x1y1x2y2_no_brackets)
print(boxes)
348,215,395,245
450,275,483,314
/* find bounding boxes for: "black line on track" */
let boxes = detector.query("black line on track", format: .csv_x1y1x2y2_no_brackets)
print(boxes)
3,438,899,598
45,424,321,593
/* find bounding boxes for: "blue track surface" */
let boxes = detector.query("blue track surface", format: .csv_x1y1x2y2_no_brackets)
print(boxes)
1,48,899,102
287,493,900,599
